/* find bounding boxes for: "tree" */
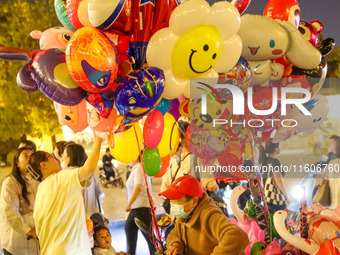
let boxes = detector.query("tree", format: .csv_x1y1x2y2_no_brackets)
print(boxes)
0,0,61,161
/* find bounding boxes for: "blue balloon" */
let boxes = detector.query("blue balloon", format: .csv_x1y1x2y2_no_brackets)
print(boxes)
156,98,172,115
115,67,165,119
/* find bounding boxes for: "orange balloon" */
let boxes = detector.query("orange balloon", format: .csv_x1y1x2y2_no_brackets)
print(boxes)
154,155,170,178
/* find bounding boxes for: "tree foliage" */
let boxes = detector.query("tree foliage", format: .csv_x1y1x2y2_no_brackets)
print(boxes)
0,0,61,157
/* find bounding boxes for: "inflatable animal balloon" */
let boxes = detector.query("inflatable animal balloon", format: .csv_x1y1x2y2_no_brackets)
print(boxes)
0,47,86,106
30,27,74,50
237,15,322,86
274,210,319,254
146,0,242,99
54,100,88,132
229,186,265,255
274,210,340,255
264,0,300,27
307,212,340,248
298,21,323,47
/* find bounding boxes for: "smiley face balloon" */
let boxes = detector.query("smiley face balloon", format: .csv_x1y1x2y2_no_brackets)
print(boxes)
146,0,242,99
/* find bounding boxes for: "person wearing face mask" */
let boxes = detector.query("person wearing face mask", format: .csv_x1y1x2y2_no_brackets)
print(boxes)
159,175,249,255
62,143,104,215
27,133,102,255
0,147,39,255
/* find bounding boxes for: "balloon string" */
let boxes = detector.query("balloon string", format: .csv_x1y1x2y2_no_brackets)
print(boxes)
133,125,162,252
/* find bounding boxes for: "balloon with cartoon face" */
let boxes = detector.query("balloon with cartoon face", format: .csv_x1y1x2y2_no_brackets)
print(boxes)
146,0,242,99
264,0,300,27
115,67,165,120
291,94,329,133
298,20,323,47
54,100,88,132
0,47,87,106
30,27,74,50
66,27,119,94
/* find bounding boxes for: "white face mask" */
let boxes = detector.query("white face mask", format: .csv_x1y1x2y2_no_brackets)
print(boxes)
170,202,192,219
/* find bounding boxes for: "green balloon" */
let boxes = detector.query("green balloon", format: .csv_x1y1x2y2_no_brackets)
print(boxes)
54,0,76,30
143,148,161,177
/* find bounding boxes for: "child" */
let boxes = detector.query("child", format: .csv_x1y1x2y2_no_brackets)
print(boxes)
93,226,129,255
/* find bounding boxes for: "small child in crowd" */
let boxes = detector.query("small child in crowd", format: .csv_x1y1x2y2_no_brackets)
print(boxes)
93,226,129,255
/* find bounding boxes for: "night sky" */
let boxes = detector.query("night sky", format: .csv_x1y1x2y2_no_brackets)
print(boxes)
208,0,340,45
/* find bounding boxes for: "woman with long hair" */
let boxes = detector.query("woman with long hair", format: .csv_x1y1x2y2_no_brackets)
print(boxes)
260,140,288,214
0,147,39,255
28,133,102,254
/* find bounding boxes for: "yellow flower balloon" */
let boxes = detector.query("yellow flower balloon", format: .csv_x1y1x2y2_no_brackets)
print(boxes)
146,0,243,99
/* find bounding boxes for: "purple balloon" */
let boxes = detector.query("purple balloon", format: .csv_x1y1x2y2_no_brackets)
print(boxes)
0,47,87,106
168,98,180,121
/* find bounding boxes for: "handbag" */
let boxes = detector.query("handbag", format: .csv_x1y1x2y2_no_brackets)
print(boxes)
264,177,287,206
312,179,330,206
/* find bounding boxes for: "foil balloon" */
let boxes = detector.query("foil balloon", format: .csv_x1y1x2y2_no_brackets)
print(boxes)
30,27,74,50
157,113,180,158
66,27,119,94
156,98,172,115
263,0,300,27
0,47,86,106
115,67,165,120
154,155,170,178
143,110,164,149
67,0,93,29
218,56,252,97
143,148,161,177
151,0,180,35
54,0,76,30
146,0,242,99
168,99,180,121
130,0,155,70
54,100,88,132
88,0,133,34
179,98,190,118
87,103,117,133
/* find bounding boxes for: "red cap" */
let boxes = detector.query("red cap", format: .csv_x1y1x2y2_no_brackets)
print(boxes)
159,175,204,200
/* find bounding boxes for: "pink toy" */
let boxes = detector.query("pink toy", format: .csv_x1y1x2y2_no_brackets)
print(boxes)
307,212,340,248
54,100,88,132
30,27,74,50
265,241,283,255
310,204,340,229
229,186,266,255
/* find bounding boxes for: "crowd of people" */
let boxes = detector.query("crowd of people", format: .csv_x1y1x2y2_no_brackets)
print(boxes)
0,133,339,255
